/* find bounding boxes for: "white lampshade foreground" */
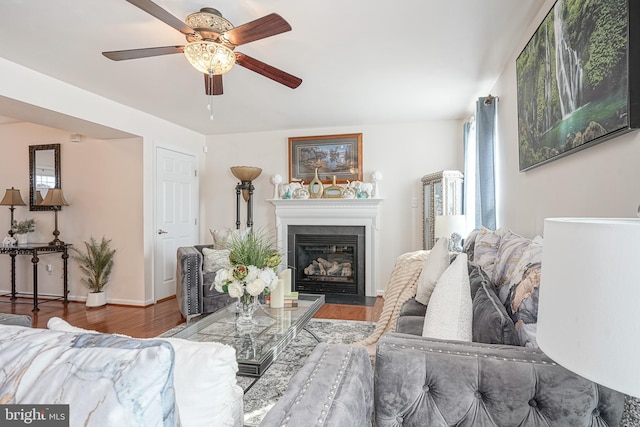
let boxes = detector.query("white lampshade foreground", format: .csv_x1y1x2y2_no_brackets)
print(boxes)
539,218,640,398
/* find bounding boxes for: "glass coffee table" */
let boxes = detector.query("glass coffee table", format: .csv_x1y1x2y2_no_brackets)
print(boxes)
169,293,325,389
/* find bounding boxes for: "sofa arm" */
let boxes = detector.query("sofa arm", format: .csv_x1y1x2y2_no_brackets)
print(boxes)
375,333,624,427
176,246,204,318
261,343,373,427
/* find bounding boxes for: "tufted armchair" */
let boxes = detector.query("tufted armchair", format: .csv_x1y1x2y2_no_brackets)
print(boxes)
374,332,623,426
176,245,234,318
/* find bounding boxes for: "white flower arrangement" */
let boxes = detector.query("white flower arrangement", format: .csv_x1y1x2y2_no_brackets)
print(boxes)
210,228,282,305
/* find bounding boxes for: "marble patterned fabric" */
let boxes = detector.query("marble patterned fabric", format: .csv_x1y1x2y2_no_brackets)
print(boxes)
48,317,243,427
0,325,177,427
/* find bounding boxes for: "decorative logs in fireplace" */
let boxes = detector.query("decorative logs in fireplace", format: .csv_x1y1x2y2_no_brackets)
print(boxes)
303,257,353,279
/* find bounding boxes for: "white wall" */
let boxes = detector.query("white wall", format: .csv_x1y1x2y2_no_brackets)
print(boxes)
205,121,463,294
0,123,145,303
0,58,207,305
490,0,640,238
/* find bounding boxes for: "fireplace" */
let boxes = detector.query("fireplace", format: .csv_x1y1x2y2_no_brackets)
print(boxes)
288,225,365,296
269,198,383,297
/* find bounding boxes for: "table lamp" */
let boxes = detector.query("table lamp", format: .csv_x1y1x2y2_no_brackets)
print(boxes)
40,188,69,246
0,187,26,237
539,217,640,398
435,215,467,251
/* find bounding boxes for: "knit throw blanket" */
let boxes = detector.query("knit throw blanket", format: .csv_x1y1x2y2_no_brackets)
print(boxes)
354,250,429,355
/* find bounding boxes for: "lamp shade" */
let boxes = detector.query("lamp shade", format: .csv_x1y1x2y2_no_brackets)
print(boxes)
0,188,26,206
40,188,69,207
434,215,467,239
539,218,640,397
230,166,262,182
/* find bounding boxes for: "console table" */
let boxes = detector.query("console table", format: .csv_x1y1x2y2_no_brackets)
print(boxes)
0,243,70,312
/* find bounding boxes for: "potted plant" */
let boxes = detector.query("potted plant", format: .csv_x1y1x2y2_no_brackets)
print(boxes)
12,218,36,244
72,236,116,307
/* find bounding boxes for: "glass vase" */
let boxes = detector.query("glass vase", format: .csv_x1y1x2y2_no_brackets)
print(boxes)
236,294,260,329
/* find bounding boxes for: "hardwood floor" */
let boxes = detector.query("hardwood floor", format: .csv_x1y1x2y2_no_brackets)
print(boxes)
1,295,383,338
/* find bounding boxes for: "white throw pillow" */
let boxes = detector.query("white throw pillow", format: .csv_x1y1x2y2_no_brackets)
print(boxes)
209,228,251,250
210,228,231,249
422,253,472,341
47,317,242,427
415,237,450,306
202,247,231,273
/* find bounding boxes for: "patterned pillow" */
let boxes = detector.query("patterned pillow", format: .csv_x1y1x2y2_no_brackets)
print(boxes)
47,317,243,427
491,230,530,301
471,228,503,279
506,264,541,348
498,236,543,304
462,228,481,262
0,325,177,427
202,248,231,273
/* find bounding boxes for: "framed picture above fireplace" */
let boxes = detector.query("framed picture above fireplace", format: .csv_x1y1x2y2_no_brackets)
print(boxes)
516,0,640,171
288,133,363,183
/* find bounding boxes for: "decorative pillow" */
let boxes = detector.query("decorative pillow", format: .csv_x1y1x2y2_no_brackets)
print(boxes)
471,228,503,279
209,228,251,250
498,235,543,304
506,264,541,348
0,325,177,427
47,317,242,427
210,228,232,250
422,253,472,341
202,247,231,274
491,230,531,301
415,237,450,306
472,279,519,345
462,227,483,262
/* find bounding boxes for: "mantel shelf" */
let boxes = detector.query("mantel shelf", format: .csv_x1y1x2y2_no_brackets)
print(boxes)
267,198,383,208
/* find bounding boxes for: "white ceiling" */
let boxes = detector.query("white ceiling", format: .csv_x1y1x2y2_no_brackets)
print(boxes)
0,0,545,136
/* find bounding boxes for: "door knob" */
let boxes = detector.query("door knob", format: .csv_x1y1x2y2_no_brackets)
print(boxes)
158,229,168,234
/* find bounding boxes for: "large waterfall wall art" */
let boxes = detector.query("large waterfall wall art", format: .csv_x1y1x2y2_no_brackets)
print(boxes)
516,0,640,171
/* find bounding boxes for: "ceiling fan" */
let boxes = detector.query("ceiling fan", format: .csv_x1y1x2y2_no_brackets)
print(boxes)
103,0,302,96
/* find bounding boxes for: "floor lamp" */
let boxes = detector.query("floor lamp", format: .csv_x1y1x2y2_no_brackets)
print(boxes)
0,187,26,237
231,166,262,229
40,188,69,246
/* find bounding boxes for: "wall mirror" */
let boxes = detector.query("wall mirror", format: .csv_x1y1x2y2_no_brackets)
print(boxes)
29,143,61,211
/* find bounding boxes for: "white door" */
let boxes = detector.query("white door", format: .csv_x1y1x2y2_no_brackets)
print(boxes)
154,147,198,301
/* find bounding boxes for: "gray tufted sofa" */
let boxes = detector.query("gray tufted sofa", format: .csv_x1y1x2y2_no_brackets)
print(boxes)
260,255,625,426
176,245,234,318
374,332,623,426
260,342,374,427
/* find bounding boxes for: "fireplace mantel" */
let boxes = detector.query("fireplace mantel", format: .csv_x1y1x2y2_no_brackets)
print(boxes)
268,198,383,297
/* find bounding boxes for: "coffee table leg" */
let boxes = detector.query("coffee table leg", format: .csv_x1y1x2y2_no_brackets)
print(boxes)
303,326,321,343
243,377,260,394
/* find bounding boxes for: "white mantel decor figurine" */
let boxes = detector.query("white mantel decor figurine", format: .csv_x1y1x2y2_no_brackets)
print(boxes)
371,170,383,198
271,174,283,199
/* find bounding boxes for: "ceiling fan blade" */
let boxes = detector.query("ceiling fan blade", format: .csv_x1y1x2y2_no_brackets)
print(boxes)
102,46,184,61
236,53,302,89
204,74,224,95
223,13,291,46
125,0,195,36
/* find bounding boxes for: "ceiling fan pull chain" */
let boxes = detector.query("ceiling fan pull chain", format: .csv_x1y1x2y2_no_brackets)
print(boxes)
207,72,214,120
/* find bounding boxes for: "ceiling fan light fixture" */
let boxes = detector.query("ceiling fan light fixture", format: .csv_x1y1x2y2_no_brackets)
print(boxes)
184,41,236,75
